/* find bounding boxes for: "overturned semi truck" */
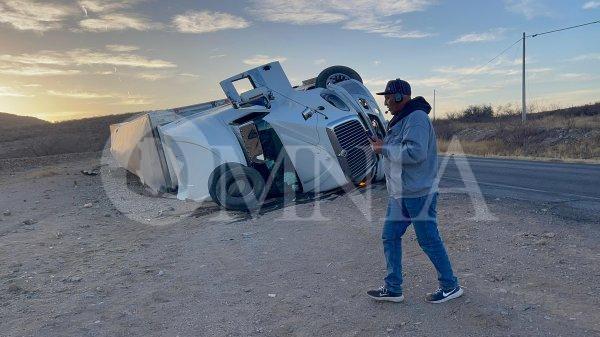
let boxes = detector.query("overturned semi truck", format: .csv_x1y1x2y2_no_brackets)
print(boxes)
110,62,388,210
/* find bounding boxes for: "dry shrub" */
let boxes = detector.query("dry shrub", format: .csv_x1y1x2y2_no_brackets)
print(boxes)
434,102,600,160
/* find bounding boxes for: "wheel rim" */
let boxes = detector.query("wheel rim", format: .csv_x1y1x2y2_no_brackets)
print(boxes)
227,179,253,197
326,73,352,85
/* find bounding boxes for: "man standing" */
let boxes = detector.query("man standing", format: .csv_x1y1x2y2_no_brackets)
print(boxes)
367,79,463,304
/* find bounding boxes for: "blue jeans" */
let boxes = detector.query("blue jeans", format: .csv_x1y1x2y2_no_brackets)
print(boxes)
382,193,458,294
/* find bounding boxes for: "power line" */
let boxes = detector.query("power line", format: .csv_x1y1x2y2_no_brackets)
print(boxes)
432,19,600,119
433,37,523,93
528,19,600,38
453,38,523,83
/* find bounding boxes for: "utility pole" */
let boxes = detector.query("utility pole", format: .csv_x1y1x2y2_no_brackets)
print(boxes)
522,32,527,122
433,89,436,121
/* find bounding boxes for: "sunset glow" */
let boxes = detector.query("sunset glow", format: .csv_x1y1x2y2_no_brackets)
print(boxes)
1,0,599,121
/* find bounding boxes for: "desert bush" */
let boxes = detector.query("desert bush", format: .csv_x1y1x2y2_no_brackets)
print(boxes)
455,104,494,122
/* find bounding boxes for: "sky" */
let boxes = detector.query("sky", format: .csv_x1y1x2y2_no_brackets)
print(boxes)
0,0,599,121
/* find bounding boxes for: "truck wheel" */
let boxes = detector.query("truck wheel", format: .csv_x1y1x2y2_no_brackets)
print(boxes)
209,163,265,211
315,65,363,88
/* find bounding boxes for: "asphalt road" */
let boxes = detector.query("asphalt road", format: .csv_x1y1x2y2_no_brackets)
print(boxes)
438,155,600,217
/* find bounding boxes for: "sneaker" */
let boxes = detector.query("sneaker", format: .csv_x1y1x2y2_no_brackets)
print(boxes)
367,286,404,303
426,286,464,304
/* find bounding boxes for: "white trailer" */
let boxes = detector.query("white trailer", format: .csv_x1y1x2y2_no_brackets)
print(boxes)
110,62,387,210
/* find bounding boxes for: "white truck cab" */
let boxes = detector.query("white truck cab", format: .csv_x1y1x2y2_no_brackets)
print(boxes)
110,62,387,210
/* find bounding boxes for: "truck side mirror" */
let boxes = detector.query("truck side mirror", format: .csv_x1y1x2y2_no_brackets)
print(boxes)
301,108,314,120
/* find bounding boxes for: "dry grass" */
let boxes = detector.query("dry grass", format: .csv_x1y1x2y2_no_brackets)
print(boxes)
435,102,600,160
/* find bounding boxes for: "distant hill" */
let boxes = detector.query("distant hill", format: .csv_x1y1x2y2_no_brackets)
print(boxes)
0,112,137,159
0,112,49,130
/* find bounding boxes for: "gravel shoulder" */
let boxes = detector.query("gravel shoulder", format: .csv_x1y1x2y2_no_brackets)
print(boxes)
1,154,599,337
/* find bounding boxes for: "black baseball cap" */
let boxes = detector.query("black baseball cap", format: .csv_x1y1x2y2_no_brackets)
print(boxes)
376,79,411,96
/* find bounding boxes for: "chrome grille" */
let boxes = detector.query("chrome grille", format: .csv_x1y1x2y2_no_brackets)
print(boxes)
329,119,376,182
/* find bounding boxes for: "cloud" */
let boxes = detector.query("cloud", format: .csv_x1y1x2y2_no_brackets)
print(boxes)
0,0,77,32
243,54,287,66
570,53,600,61
113,95,153,105
78,0,135,14
504,0,552,19
173,10,250,33
411,76,461,88
0,0,162,33
363,78,390,87
559,73,594,81
76,0,162,32
105,44,139,52
582,1,600,9
0,51,71,66
47,89,114,99
46,88,152,106
177,73,200,78
247,0,435,38
0,85,32,97
67,49,176,68
247,1,347,25
449,28,507,44
134,72,169,81
342,15,433,38
435,65,488,75
314,58,326,66
1,49,176,72
0,65,81,76
209,54,227,59
80,13,161,31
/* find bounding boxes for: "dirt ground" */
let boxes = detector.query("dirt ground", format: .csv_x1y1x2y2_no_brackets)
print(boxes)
1,152,599,337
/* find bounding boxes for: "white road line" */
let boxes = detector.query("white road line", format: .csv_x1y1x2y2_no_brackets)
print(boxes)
441,176,600,202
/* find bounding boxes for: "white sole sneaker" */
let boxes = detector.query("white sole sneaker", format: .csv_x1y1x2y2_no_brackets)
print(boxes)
368,294,405,303
427,287,464,304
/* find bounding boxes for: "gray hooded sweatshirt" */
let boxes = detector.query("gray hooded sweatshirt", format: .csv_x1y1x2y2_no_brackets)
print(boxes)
382,96,438,198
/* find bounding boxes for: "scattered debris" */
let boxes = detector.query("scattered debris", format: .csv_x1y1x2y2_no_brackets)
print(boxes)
157,207,175,216
268,293,276,298
158,270,164,276
22,219,37,225
81,168,100,176
83,203,93,208
541,232,556,238
3,210,11,216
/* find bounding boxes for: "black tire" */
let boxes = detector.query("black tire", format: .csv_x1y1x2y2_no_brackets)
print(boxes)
315,65,363,88
208,163,265,211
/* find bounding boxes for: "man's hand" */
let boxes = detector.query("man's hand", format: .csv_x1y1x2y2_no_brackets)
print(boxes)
369,138,384,154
